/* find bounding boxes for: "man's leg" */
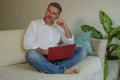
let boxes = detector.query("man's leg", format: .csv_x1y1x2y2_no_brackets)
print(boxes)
25,49,65,74
56,47,87,69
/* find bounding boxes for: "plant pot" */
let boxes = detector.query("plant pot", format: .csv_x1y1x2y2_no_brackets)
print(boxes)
107,58,120,80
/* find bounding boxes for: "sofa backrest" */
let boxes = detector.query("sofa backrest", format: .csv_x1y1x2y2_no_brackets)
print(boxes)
0,29,26,67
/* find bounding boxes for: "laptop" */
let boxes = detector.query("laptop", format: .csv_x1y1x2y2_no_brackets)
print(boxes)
47,44,76,61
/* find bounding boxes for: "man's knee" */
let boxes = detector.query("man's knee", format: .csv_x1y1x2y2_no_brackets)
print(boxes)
75,47,87,59
25,49,39,60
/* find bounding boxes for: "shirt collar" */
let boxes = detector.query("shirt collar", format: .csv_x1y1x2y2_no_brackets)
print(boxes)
41,19,46,25
41,18,57,27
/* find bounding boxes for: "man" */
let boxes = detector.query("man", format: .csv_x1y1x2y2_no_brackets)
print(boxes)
24,2,87,74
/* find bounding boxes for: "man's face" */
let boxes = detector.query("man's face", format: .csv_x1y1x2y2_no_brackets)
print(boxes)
44,5,59,24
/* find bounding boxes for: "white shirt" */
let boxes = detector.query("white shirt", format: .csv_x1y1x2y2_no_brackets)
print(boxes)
24,19,74,50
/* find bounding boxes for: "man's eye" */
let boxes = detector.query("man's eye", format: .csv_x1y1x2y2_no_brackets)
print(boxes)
53,12,57,16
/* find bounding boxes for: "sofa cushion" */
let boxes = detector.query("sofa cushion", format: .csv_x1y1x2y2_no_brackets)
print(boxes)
91,38,101,56
74,32,93,55
0,56,101,80
0,29,26,67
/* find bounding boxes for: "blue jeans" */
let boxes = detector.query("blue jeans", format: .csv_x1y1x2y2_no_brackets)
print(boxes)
25,47,87,74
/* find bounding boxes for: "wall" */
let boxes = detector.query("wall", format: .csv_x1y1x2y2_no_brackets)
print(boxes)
0,0,44,30
0,0,120,35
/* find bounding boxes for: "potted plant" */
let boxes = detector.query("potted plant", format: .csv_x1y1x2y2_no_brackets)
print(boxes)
81,10,120,80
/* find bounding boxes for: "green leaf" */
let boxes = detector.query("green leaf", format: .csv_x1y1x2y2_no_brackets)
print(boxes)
81,25,103,39
109,44,118,50
99,10,113,34
115,45,120,58
109,44,120,58
113,27,120,40
99,10,112,26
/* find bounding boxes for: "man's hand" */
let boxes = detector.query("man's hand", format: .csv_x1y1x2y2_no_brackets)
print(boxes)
36,48,48,55
56,18,68,29
56,18,72,38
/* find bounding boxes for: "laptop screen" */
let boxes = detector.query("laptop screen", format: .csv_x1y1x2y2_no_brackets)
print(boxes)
47,44,76,61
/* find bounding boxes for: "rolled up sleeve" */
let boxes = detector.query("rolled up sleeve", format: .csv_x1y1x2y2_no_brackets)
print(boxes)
61,33,75,44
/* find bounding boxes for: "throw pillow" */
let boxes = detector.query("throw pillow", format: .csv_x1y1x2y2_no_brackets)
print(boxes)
91,38,101,56
74,31,93,55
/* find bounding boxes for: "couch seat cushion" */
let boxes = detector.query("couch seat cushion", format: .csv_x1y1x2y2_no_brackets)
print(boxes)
0,56,101,80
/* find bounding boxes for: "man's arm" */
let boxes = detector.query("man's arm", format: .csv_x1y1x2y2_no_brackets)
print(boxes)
24,22,37,50
57,19,72,39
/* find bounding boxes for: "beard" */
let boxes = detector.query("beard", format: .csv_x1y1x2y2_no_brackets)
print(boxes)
44,16,55,25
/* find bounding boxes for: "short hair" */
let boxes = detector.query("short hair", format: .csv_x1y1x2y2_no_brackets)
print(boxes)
48,2,62,14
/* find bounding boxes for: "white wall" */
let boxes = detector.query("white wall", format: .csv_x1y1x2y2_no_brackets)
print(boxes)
0,0,44,30
0,0,120,35
44,0,120,35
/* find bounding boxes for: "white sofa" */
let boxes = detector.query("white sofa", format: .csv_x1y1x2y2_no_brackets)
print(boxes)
0,29,107,80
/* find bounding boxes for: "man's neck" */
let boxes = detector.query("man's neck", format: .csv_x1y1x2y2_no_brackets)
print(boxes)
43,18,54,26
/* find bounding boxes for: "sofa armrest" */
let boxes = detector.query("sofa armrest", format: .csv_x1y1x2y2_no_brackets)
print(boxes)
91,38,107,67
97,39,107,67
0,29,26,67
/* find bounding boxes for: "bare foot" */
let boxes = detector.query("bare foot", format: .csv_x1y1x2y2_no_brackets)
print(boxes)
64,68,79,74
